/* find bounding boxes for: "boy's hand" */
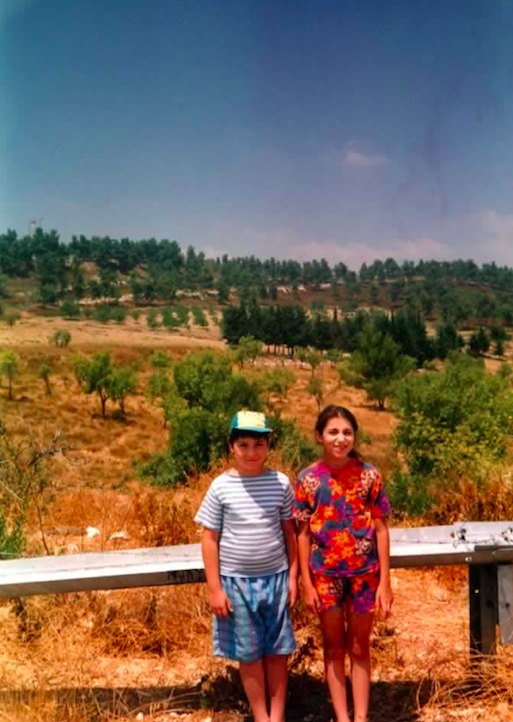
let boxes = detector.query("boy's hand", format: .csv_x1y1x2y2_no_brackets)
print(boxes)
375,580,393,619
208,588,233,618
288,577,298,608
302,581,321,615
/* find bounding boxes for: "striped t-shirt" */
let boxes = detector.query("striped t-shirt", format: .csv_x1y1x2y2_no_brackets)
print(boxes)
194,469,294,578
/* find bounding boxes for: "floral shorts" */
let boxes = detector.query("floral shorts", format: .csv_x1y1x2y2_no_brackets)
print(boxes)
312,570,380,615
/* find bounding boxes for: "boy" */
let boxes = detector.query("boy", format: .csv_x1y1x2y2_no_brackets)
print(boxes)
195,410,297,722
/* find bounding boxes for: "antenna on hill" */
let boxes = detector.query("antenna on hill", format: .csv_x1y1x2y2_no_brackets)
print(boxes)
28,219,43,237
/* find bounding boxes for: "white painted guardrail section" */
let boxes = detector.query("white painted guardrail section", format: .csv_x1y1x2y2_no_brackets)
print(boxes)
0,522,511,654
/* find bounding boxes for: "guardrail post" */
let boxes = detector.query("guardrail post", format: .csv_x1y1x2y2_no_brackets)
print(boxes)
498,563,513,645
469,563,498,656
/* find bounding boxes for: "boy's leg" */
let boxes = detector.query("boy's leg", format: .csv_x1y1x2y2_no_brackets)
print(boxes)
239,658,269,722
264,654,288,722
320,607,351,722
346,611,373,722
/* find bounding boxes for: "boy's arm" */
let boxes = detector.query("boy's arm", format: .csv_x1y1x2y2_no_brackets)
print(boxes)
297,521,321,614
201,528,233,618
374,516,393,618
281,519,298,607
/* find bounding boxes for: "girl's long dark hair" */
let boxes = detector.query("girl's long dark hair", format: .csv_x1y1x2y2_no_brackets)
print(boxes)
315,405,360,459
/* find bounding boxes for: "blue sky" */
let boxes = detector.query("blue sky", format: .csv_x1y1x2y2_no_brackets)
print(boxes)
1,0,512,269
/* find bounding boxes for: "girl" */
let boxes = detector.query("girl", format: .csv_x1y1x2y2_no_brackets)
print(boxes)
294,405,392,722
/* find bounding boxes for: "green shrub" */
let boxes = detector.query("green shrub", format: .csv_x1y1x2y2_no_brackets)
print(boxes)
161,307,180,329
192,306,208,327
269,417,317,473
51,329,72,348
393,352,513,518
93,305,112,323
150,351,172,369
146,309,160,329
5,310,19,327
60,300,81,319
111,306,126,324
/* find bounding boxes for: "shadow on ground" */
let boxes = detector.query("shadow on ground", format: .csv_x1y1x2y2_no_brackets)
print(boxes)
0,671,435,722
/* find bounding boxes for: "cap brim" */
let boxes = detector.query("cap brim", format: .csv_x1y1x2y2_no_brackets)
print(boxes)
232,425,271,433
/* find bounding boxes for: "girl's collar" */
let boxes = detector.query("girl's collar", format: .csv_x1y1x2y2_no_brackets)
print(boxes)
318,457,358,474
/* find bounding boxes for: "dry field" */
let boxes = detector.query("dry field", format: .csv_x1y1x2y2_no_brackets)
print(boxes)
0,313,511,722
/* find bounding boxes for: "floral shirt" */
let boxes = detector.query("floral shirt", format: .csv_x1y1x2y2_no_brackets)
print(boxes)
293,458,391,578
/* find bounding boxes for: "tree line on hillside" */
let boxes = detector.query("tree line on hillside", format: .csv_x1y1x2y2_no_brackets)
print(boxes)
0,229,512,319
222,302,508,363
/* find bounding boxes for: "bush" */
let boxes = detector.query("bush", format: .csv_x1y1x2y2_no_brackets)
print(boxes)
111,306,126,324
51,329,72,348
5,310,19,327
192,306,208,327
93,305,112,323
161,307,180,329
60,300,81,319
146,309,160,329
269,417,317,474
392,352,513,518
150,351,172,369
138,409,228,487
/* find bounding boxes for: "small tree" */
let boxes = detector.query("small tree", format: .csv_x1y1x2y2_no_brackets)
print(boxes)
39,361,53,396
259,368,296,413
338,325,414,409
0,424,69,558
0,350,19,399
468,327,490,357
80,351,114,417
231,336,263,369
306,375,324,412
108,367,138,415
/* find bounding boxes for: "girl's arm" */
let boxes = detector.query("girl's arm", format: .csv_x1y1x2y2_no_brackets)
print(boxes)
201,528,233,618
297,521,321,614
374,516,393,618
281,519,298,607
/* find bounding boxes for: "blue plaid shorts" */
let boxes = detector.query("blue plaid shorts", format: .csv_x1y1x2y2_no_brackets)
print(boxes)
213,570,296,663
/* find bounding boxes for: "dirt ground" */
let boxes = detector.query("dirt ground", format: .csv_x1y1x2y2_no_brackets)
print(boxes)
0,312,511,722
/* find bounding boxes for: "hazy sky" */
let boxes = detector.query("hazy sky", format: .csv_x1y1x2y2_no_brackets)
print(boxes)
1,0,512,269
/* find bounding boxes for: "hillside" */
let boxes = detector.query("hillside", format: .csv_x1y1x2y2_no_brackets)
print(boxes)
0,312,511,721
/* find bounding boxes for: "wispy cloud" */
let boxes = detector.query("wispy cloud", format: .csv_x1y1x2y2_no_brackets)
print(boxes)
206,225,455,270
341,142,388,169
479,209,513,265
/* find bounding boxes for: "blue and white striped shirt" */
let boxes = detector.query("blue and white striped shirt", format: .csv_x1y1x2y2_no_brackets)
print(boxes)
195,469,294,577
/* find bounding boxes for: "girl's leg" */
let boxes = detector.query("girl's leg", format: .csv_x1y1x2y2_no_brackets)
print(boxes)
239,658,270,722
264,654,288,722
320,607,351,722
346,611,374,722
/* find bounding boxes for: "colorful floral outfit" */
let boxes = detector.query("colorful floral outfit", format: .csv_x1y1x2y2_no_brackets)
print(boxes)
294,458,390,613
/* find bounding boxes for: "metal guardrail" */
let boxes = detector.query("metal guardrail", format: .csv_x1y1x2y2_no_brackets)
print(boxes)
1,522,512,656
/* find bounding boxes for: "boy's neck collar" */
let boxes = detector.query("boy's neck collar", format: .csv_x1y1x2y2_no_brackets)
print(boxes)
227,466,269,478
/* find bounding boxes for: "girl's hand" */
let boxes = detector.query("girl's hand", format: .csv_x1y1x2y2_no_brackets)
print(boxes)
302,582,321,615
375,581,393,619
208,588,233,618
288,577,298,608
